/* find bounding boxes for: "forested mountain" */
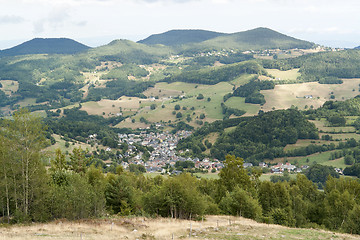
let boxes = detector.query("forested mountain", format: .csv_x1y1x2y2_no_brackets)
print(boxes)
138,29,225,46
0,38,90,57
88,39,172,64
139,28,315,51
187,27,315,51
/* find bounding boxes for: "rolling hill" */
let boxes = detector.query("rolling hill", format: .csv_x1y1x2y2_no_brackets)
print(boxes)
137,29,225,46
0,38,90,57
198,27,315,50
87,39,172,64
139,27,315,51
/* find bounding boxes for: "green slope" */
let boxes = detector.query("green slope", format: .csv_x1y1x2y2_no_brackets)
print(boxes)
87,39,172,64
191,27,315,51
138,29,226,46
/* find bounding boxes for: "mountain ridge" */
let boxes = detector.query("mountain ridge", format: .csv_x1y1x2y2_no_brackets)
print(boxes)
137,29,226,46
139,27,315,50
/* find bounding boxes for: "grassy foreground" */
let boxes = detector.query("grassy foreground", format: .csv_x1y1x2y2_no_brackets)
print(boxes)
0,215,358,240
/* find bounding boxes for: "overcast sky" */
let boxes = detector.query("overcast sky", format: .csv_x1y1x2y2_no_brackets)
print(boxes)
1,0,360,49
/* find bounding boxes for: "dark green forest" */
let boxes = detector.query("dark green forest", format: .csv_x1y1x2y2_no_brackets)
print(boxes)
177,109,319,163
163,61,265,85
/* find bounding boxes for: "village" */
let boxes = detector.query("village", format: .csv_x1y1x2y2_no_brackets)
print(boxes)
114,129,344,176
117,130,224,175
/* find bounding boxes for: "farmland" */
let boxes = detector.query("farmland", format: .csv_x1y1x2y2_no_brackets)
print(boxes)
261,79,360,112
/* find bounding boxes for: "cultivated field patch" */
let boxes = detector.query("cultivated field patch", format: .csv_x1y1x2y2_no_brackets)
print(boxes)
261,79,360,112
266,68,300,80
80,98,142,117
0,80,18,95
225,96,260,116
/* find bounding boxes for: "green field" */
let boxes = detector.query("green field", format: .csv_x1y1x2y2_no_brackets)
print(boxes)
137,82,235,123
46,134,97,158
274,150,347,169
230,73,256,87
284,139,330,151
259,173,297,182
266,68,300,80
225,96,261,116
310,119,356,133
0,80,19,95
262,79,360,112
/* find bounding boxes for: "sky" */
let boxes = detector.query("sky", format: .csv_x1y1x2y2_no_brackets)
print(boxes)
1,0,360,49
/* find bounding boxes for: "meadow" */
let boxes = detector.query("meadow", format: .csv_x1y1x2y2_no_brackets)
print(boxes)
261,79,360,112
0,80,19,95
0,215,357,240
266,68,300,80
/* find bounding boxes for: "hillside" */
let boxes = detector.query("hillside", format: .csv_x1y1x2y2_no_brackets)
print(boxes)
138,29,226,46
196,27,315,51
88,39,172,64
0,38,90,57
1,215,358,240
177,109,319,162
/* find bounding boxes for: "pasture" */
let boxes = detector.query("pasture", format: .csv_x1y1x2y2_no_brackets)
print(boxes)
45,134,97,155
0,80,18,95
273,150,347,169
225,96,260,116
266,68,300,80
80,98,142,117
261,79,360,112
137,82,235,123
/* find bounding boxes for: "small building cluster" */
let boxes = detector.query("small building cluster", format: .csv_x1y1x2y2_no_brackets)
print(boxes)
118,130,223,173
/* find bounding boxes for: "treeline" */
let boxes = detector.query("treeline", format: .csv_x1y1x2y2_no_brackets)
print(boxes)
177,109,318,163
184,52,254,67
303,97,360,130
45,107,125,148
262,49,360,82
163,61,265,85
231,79,275,105
101,63,149,80
86,80,153,101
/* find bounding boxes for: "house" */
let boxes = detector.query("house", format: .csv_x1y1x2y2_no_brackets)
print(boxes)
282,162,296,172
259,162,268,168
243,163,253,168
334,168,343,175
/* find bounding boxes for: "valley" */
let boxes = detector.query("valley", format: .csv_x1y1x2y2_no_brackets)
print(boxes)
2,27,360,237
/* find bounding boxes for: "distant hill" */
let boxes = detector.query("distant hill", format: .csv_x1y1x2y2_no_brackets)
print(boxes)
139,28,315,50
137,29,226,46
198,27,315,50
88,39,172,64
0,38,90,57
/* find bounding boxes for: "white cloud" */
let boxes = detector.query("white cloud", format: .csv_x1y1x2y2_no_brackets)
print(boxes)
0,15,24,24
